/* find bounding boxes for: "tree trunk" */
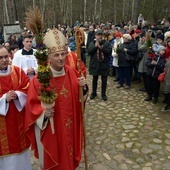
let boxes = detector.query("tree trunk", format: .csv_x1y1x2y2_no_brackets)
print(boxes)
122,0,125,19
93,0,98,22
99,0,102,23
70,0,72,26
42,0,46,22
4,0,10,24
13,0,18,22
33,0,35,7
58,0,67,24
113,0,116,24
84,0,87,23
132,0,140,24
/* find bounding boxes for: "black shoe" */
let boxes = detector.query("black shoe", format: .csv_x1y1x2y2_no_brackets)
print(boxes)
117,85,123,88
131,77,138,81
139,88,146,92
102,95,107,101
152,98,158,104
144,96,152,101
161,105,170,112
162,99,167,103
90,93,97,100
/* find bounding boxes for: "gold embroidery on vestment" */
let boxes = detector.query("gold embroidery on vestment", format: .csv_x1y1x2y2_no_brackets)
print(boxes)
65,118,72,128
59,86,68,98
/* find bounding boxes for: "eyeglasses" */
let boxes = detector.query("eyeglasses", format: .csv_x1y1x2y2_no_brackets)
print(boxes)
0,55,9,60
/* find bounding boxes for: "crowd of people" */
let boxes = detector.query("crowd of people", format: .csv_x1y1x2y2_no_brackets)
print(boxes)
1,14,170,169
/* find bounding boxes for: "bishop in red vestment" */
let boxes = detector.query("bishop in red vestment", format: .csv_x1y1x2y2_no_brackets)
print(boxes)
25,29,87,170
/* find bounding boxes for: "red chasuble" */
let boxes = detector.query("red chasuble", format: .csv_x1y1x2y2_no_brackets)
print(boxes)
0,66,30,156
25,65,83,170
65,51,86,77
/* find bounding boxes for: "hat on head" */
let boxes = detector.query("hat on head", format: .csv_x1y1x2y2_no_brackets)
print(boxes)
166,37,170,43
140,32,146,38
157,45,166,53
134,29,141,34
164,31,170,40
115,32,122,38
43,28,66,53
156,34,164,41
123,34,132,40
95,29,103,35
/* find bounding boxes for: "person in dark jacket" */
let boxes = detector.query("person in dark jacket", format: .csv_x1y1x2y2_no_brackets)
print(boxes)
18,30,27,49
88,30,112,101
86,25,95,49
117,34,138,89
145,45,166,104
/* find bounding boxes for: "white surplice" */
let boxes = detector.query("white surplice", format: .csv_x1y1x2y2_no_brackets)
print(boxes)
12,49,37,79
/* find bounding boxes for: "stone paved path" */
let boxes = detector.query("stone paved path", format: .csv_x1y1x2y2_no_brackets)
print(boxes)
31,72,170,170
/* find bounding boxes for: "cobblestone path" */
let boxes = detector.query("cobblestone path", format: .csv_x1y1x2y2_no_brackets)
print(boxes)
32,72,170,170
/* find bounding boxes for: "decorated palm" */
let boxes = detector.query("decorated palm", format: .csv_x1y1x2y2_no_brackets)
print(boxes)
145,31,155,59
25,6,56,134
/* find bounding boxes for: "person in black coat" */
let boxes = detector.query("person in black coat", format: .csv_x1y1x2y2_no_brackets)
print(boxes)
145,45,166,104
88,30,112,101
117,34,138,89
86,25,95,49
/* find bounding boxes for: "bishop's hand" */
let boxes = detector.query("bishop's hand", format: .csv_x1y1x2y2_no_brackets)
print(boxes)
44,108,54,118
78,76,87,87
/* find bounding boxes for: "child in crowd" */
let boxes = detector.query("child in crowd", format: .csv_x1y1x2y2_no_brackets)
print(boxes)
145,46,166,104
68,36,76,52
152,35,165,53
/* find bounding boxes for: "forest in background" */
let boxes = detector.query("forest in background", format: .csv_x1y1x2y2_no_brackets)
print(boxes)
0,0,170,28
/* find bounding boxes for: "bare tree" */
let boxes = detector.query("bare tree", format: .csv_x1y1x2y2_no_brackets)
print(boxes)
99,0,102,23
33,0,35,7
132,0,140,24
84,0,87,23
41,0,46,21
13,0,18,22
0,0,170,27
93,0,98,22
58,0,69,24
3,0,10,24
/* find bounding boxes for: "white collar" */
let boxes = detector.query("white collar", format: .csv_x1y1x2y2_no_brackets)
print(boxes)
50,66,65,77
0,65,10,75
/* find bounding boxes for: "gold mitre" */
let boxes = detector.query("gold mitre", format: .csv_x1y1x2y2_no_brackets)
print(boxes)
43,28,66,53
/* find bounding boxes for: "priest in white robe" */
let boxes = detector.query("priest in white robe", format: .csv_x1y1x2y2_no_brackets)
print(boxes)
12,34,37,80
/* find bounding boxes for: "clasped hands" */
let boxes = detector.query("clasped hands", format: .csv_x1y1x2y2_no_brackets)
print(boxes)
44,108,54,118
27,67,35,74
95,41,103,49
6,90,17,102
